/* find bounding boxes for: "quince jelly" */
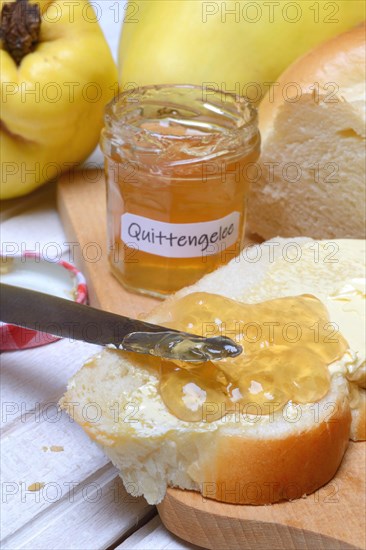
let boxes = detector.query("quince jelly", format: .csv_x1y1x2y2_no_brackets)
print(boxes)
158,293,348,422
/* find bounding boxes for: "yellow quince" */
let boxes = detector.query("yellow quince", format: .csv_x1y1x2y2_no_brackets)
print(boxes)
119,1,365,100
1,0,118,199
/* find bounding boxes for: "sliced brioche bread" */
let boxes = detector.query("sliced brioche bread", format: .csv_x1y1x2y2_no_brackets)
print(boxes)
60,238,365,505
248,24,366,239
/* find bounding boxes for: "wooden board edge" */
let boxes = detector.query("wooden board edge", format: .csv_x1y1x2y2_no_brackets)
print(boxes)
157,488,362,550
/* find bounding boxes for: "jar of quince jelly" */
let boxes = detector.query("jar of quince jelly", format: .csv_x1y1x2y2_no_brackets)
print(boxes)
101,84,260,298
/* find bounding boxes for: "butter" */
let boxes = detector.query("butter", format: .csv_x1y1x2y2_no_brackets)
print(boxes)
327,276,365,373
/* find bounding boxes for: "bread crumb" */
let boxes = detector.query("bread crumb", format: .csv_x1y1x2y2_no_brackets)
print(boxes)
0,257,14,274
42,445,64,452
28,482,45,492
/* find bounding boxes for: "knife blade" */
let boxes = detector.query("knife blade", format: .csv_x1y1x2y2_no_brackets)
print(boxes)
0,283,242,362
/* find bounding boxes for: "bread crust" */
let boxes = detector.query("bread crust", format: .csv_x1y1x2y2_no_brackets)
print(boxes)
201,400,351,504
259,22,366,137
350,388,366,441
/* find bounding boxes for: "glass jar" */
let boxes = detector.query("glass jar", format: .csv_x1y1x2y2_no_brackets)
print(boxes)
101,84,260,298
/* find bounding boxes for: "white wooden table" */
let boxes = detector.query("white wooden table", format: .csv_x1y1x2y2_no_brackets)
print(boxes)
0,182,203,550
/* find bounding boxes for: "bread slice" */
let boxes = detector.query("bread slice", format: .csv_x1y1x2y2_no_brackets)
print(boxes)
60,238,365,505
248,23,366,239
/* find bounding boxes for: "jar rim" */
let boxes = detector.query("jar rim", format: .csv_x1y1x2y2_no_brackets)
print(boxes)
105,83,257,132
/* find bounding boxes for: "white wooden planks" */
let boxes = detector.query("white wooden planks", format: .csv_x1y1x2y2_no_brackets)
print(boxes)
1,338,154,550
117,516,203,550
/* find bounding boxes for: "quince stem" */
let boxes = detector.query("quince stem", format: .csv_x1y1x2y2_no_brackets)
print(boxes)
0,0,41,65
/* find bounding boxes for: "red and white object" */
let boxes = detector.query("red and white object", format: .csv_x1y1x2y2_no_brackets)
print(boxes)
0,253,87,351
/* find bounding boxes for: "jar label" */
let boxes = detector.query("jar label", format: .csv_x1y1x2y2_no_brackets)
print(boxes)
121,212,240,258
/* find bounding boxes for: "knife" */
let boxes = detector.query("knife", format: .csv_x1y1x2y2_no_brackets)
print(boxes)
0,283,242,362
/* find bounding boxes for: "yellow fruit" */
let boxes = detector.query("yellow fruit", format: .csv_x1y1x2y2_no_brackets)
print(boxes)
0,0,118,199
119,0,365,101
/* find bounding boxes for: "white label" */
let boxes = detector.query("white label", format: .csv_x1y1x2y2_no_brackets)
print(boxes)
121,212,240,258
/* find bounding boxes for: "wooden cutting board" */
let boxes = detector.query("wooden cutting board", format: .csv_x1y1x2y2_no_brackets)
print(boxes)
158,441,365,550
57,170,365,550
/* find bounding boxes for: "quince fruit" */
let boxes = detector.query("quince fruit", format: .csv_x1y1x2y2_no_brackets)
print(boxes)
119,0,365,100
0,0,118,199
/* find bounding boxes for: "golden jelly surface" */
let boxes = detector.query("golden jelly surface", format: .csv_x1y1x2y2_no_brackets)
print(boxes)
158,293,349,422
